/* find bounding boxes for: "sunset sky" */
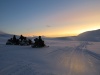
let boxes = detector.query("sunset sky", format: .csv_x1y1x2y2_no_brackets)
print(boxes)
0,0,100,37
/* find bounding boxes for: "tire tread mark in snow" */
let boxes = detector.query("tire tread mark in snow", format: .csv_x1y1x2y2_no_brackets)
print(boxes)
85,50,100,60
68,41,98,75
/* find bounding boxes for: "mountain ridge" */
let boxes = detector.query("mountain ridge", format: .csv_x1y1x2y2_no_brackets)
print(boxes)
76,29,100,41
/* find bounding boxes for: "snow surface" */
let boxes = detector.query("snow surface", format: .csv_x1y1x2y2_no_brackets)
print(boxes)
0,39,100,75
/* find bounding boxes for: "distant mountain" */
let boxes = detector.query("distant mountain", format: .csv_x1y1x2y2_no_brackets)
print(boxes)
0,31,12,43
0,31,12,37
53,29,100,42
76,29,100,42
0,31,6,34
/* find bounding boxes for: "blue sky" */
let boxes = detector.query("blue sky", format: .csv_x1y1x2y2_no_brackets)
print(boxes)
0,0,100,37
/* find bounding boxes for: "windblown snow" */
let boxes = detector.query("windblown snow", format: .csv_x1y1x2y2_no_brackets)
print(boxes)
0,39,100,75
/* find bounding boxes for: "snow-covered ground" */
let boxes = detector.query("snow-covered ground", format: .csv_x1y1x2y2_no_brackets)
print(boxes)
0,39,100,75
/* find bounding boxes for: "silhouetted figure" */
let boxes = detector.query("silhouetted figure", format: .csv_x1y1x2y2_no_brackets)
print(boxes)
6,38,13,45
19,35,24,42
12,35,17,44
32,36,45,48
38,36,45,47
28,39,33,45
32,38,38,47
19,35,28,45
9,38,13,43
20,37,27,46
16,39,20,45
6,35,33,46
23,37,28,45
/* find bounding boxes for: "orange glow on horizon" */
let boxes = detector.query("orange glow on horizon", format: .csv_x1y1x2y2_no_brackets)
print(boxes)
23,26,100,37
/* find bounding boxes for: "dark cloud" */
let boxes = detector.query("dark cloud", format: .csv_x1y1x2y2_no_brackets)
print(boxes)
46,25,51,27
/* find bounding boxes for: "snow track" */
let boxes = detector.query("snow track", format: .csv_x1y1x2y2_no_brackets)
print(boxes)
67,42,100,75
46,41,100,75
0,41,100,75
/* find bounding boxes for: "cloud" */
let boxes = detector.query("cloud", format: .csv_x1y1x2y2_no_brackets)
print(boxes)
46,25,51,27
